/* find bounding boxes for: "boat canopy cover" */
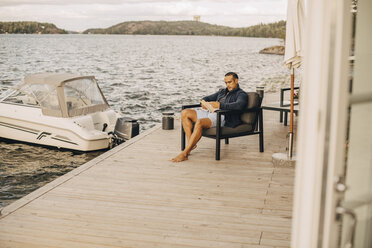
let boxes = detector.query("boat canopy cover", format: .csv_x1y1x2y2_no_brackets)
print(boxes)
24,73,91,87
9,73,110,118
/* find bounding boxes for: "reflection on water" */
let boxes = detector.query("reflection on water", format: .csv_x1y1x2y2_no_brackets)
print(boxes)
0,34,289,208
0,139,104,208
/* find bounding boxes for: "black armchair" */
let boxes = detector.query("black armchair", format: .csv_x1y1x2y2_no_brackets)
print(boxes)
279,86,300,123
181,92,264,160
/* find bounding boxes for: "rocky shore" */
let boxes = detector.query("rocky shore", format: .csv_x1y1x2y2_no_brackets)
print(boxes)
259,45,285,55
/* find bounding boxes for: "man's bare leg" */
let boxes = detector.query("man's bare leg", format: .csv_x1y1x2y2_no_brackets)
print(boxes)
181,109,197,143
172,118,212,162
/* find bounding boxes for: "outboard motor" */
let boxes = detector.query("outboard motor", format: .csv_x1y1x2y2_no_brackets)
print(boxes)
114,117,139,141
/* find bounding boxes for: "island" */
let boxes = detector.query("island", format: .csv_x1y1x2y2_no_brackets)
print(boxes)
0,21,67,34
259,45,285,55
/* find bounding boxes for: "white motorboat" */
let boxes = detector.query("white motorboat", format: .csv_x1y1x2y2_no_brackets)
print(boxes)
0,73,138,151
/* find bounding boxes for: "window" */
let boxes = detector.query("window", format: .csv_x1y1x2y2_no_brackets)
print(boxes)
64,78,106,112
27,84,60,110
2,89,39,107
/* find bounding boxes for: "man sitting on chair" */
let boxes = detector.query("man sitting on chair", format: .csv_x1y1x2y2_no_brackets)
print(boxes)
172,72,248,162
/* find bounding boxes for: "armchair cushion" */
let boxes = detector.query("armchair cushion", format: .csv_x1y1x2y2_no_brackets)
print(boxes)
202,124,254,136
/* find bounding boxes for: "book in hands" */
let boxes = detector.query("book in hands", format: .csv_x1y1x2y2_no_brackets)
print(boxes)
201,100,218,113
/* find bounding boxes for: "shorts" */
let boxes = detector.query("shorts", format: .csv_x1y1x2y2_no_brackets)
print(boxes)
195,109,225,128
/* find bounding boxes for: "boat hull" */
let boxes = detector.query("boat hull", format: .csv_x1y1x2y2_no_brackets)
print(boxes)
0,105,115,151
0,117,110,151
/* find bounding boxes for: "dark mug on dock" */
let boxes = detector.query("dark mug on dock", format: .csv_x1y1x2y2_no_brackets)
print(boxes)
162,112,174,130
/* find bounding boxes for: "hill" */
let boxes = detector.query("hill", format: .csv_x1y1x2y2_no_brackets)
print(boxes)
0,21,67,34
83,20,286,39
237,20,286,39
84,21,233,36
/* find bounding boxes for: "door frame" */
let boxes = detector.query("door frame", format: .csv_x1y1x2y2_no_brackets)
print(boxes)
291,0,352,247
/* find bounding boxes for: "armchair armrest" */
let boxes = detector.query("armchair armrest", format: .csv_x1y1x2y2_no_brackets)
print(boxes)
216,107,260,115
182,104,201,110
281,86,300,92
280,86,300,107
214,109,230,114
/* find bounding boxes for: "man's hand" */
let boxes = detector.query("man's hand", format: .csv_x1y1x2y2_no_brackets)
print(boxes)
201,100,208,110
201,100,220,110
208,101,220,109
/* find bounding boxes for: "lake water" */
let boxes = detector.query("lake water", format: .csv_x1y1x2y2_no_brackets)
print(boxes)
0,34,289,208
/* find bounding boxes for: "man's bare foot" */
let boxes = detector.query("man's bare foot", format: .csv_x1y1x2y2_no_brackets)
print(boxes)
171,153,188,162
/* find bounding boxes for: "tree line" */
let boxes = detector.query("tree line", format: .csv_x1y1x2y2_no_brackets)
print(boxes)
0,20,286,39
84,20,286,39
237,21,286,39
0,22,67,34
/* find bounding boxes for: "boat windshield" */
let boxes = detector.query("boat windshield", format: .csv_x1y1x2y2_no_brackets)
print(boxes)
1,89,39,106
64,78,108,116
1,76,109,117
1,84,59,109
25,84,60,110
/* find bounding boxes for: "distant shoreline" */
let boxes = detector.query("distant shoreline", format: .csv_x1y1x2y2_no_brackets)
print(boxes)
0,20,286,39
0,33,283,38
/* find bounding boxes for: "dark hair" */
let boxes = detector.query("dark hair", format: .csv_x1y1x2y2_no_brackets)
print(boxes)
225,72,239,79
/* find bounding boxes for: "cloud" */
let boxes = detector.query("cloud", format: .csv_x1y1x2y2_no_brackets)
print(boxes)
0,0,285,7
0,0,141,6
0,0,193,6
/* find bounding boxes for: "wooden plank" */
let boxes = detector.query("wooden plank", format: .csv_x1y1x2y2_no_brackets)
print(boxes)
18,197,291,228
11,207,292,234
1,224,261,248
0,231,205,248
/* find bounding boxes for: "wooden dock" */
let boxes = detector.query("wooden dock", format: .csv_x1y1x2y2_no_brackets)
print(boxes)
0,94,296,248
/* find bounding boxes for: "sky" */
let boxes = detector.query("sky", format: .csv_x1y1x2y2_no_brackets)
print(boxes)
0,0,287,32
